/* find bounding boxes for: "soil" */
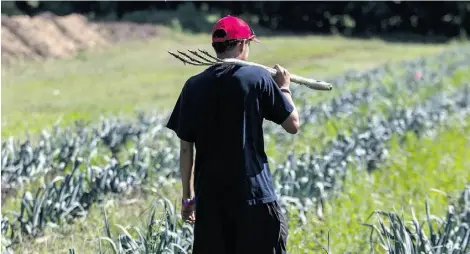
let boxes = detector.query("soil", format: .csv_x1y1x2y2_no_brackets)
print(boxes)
1,12,163,66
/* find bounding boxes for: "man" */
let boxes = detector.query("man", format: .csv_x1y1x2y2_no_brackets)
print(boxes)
166,15,300,254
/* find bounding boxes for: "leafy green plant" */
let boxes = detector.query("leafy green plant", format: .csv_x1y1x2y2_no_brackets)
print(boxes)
93,198,193,254
364,185,470,254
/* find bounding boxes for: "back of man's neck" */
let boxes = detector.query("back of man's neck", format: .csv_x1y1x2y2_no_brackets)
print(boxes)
217,53,239,59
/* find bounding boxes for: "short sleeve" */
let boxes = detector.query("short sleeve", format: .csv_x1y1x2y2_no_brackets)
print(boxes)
166,84,196,142
260,73,294,125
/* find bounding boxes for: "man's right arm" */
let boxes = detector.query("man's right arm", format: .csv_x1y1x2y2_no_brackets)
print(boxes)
279,88,300,134
260,65,300,134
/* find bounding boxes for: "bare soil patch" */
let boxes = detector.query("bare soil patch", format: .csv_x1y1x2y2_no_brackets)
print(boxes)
1,12,163,66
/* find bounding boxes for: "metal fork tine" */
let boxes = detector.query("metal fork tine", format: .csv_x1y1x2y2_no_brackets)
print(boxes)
188,50,219,64
198,49,222,62
168,51,193,65
168,51,208,66
177,50,208,65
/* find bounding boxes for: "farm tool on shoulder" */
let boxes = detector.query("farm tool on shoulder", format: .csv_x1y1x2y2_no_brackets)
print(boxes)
168,49,333,91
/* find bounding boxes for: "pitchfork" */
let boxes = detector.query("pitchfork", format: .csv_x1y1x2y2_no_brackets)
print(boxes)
168,49,333,91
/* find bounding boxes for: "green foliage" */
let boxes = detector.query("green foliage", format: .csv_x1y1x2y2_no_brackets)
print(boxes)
5,2,470,38
90,3,214,34
366,185,470,254
286,118,470,253
96,198,193,254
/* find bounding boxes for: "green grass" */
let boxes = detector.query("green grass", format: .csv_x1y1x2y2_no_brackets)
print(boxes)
1,29,458,138
287,117,470,253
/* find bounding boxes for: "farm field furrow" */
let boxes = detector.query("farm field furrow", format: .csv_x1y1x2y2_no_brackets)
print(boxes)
2,47,470,253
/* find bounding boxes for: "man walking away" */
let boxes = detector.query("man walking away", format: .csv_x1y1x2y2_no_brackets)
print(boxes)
166,15,300,254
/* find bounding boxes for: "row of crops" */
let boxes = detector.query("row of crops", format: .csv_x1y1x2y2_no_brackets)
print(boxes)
75,185,470,253
2,45,470,253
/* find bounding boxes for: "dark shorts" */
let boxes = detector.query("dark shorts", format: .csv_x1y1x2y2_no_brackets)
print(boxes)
192,198,289,254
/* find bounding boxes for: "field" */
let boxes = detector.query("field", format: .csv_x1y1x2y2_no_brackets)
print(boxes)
1,12,470,254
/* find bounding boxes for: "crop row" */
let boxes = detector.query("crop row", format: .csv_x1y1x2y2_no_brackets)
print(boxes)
2,67,469,253
71,184,470,254
275,83,470,222
1,114,180,192
2,45,469,194
265,45,470,139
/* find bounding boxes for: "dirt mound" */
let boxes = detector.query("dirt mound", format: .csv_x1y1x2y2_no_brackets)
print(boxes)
1,13,162,65
94,21,161,43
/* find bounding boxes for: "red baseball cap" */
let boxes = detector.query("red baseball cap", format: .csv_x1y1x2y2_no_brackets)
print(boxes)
212,15,260,43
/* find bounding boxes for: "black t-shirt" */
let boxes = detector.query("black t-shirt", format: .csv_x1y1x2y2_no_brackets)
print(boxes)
166,64,294,205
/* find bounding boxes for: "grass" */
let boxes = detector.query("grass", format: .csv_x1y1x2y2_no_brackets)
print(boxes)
1,29,459,138
287,117,470,253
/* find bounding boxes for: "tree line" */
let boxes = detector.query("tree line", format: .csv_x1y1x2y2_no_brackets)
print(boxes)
3,1,470,38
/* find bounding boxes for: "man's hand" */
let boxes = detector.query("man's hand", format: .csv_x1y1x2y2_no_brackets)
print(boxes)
181,198,196,224
274,64,291,89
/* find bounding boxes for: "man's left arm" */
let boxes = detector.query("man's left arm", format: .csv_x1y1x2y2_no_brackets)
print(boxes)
166,82,197,203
